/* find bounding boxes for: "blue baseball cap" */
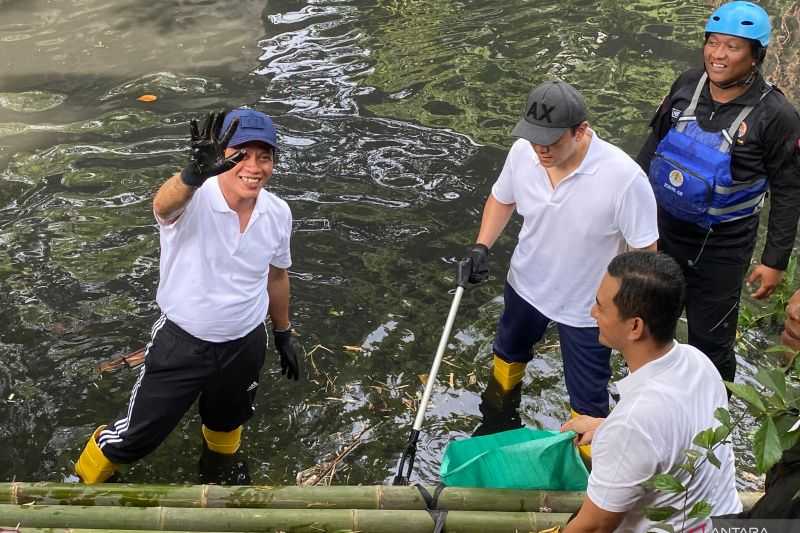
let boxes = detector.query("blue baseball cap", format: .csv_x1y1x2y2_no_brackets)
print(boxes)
222,108,278,150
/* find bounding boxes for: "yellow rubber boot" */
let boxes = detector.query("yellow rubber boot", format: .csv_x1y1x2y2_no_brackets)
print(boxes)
492,354,526,392
202,425,242,455
75,426,117,484
570,409,592,462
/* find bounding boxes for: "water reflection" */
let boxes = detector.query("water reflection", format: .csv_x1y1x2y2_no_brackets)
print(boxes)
472,378,524,438
198,441,252,485
0,0,795,489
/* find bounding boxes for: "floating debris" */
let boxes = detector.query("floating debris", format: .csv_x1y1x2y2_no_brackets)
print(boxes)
295,424,379,486
343,345,363,353
96,348,145,373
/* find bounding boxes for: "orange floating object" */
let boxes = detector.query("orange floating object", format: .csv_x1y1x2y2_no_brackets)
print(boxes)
137,94,158,102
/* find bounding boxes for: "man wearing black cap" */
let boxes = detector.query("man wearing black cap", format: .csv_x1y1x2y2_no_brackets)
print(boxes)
461,81,658,451
73,108,301,484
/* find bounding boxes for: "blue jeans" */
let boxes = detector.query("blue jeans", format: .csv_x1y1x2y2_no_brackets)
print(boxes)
493,281,611,417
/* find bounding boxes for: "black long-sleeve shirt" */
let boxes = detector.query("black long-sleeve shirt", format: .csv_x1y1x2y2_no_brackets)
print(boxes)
636,68,800,270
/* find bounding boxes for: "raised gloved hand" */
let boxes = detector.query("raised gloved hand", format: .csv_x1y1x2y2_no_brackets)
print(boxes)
273,327,302,381
181,112,245,187
457,243,489,287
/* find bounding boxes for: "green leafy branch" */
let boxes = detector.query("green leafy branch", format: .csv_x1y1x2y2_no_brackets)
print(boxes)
725,366,800,474
643,407,740,533
646,256,799,532
644,358,800,533
737,256,798,337
765,344,800,375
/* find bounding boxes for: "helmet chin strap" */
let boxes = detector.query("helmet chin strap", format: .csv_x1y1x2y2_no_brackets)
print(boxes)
710,66,758,90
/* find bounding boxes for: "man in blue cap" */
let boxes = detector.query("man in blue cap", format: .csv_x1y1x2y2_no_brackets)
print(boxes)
637,1,800,383
73,108,301,484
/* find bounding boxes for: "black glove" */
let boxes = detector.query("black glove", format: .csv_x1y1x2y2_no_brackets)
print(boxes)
180,112,245,187
458,243,489,286
273,328,302,381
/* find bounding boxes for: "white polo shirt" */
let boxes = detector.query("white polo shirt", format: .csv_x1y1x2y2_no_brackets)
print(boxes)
491,133,658,327
588,342,742,532
155,176,292,342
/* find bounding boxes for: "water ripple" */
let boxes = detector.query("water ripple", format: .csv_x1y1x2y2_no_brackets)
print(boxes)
0,0,796,487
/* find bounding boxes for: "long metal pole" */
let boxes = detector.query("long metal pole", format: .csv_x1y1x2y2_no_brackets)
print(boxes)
394,284,465,485
413,286,463,430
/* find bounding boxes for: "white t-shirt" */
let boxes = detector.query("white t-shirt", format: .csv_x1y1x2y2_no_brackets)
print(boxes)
588,342,742,532
491,133,658,327
155,176,292,342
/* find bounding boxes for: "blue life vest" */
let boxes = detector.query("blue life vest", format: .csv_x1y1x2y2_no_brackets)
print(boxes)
649,73,770,228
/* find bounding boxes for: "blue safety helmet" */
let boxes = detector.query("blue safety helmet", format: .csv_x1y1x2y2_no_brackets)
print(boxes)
705,1,771,47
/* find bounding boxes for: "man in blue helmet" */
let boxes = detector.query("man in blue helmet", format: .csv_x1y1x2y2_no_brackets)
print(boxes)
73,109,301,484
637,1,800,382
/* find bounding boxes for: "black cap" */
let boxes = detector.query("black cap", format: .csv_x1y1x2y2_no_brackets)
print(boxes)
511,80,588,145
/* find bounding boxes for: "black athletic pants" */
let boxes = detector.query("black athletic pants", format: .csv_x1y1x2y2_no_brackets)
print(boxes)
97,315,267,464
659,228,755,382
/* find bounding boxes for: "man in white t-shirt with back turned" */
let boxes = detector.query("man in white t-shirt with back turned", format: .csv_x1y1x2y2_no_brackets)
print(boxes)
73,108,301,484
562,251,741,532
461,80,658,451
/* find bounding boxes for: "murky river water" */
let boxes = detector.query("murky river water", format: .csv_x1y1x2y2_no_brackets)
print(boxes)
0,0,798,488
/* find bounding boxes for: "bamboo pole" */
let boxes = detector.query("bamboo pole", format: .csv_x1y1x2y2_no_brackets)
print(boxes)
0,483,763,514
13,531,231,533
0,505,571,532
0,483,584,512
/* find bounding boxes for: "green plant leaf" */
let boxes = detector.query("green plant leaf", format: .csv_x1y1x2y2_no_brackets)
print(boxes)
774,412,800,450
725,382,766,413
680,449,701,474
784,383,797,403
645,474,686,493
644,506,680,522
687,500,713,520
766,393,786,410
714,407,732,429
683,448,702,462
692,428,715,449
706,449,721,469
765,345,800,372
738,305,754,328
713,425,730,444
753,417,784,474
755,368,787,404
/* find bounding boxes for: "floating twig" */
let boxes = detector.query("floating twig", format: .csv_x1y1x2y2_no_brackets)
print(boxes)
97,348,145,373
296,423,382,486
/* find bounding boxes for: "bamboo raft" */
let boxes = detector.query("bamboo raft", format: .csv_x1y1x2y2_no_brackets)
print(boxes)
0,483,763,532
